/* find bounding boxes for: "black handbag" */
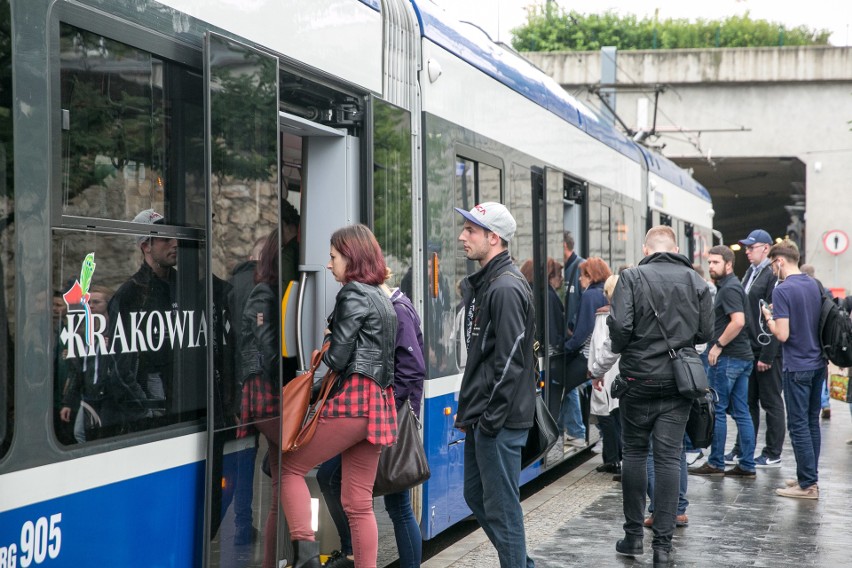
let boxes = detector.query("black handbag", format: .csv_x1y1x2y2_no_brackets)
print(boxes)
637,271,709,399
373,401,431,497
521,394,560,469
686,388,717,448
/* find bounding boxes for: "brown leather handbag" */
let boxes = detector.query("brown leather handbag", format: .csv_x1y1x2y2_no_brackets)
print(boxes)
281,343,338,452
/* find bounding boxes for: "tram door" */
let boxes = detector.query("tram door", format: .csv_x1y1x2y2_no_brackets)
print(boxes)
203,32,360,567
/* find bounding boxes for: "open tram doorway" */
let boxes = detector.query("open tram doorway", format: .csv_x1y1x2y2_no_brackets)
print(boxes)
203,31,364,568
679,156,806,278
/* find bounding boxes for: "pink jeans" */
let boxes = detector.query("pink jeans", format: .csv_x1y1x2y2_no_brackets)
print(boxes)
280,416,382,568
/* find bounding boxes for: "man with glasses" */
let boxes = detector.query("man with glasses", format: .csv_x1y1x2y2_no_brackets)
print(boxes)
726,230,786,468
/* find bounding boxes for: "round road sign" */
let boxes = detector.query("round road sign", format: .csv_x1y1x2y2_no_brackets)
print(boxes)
823,230,849,255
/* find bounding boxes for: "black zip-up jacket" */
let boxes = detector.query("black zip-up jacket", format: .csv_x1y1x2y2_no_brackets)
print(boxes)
323,281,397,389
741,262,781,363
608,252,713,379
455,251,536,436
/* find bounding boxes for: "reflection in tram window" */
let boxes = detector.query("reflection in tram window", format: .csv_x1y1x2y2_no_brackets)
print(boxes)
52,229,208,443
0,0,13,458
59,24,205,226
372,100,413,291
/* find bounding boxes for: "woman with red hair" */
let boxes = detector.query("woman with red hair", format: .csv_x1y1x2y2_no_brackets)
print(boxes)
280,224,398,568
557,257,613,446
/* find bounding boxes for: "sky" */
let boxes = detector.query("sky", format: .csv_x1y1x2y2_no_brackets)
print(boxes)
433,0,852,47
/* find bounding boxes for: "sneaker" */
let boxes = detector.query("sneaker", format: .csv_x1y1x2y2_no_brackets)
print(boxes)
596,462,621,474
821,407,831,419
564,435,586,448
754,455,782,468
323,550,355,568
723,450,740,465
684,450,704,465
784,479,818,489
724,465,756,478
688,463,724,476
776,484,819,499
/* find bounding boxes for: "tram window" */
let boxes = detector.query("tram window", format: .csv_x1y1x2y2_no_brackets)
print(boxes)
455,158,475,212
52,229,208,445
478,163,501,203
59,24,205,227
0,0,13,458
372,100,413,291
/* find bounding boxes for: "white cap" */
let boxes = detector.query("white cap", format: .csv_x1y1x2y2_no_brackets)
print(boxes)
133,209,164,244
454,202,516,242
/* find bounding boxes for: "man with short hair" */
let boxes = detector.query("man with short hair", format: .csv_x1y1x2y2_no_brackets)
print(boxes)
109,209,179,419
560,231,587,447
762,242,826,499
689,245,756,478
563,231,585,336
455,202,536,568
608,226,712,565
728,229,785,468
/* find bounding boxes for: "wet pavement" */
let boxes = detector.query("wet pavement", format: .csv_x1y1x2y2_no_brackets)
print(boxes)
424,398,852,567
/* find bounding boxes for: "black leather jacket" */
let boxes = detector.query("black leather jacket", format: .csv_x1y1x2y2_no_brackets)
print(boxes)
323,281,397,389
239,282,278,386
608,252,713,379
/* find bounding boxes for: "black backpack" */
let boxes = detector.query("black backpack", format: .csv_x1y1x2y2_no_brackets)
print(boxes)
818,293,852,368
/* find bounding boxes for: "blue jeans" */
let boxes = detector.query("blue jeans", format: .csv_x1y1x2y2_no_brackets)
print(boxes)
820,372,830,408
708,357,755,471
233,441,257,532
464,426,534,568
620,378,691,552
317,454,422,567
783,367,826,488
647,435,689,516
560,386,586,438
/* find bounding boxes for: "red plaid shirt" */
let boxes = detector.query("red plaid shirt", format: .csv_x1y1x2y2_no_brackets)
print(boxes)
237,374,279,438
322,374,397,445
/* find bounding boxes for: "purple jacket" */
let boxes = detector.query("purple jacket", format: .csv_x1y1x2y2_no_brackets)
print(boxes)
390,289,425,415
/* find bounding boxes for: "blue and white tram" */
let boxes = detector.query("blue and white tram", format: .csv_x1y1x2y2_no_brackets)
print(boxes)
0,0,712,565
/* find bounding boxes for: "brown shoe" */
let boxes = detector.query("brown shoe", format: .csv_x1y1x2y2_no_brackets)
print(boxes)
675,514,689,527
776,484,819,499
688,463,724,476
821,408,831,419
643,516,653,528
725,465,756,478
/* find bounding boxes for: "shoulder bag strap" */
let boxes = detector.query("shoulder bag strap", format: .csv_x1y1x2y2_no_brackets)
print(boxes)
635,269,676,358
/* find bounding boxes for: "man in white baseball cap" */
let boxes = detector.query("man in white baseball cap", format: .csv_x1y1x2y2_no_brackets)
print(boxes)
454,202,517,246
453,201,537,567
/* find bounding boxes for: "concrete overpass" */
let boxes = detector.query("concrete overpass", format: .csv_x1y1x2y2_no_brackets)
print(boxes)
525,47,852,292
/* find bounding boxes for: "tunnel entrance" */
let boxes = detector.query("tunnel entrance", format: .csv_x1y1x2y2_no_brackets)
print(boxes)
676,156,806,276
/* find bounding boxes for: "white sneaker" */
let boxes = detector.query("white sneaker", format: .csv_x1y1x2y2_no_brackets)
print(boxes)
685,450,704,465
564,435,586,448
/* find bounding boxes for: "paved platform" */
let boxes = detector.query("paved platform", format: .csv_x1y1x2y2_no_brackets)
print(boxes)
424,398,852,567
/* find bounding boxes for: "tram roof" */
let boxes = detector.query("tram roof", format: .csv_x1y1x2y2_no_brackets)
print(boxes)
409,0,643,163
639,147,712,202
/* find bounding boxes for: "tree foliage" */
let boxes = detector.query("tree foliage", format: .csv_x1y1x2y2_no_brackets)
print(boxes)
512,7,832,52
